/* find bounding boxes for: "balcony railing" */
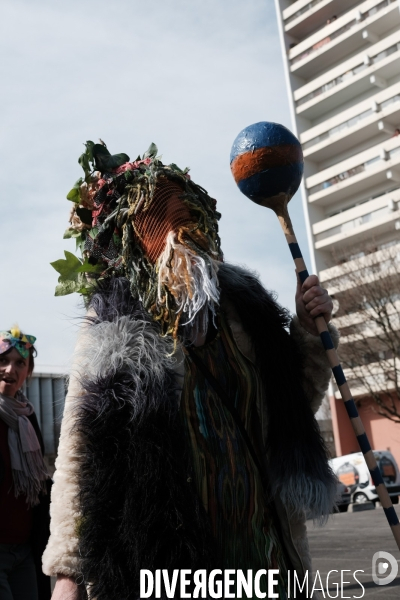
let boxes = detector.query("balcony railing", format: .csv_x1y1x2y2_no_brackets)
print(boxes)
303,91,400,151
290,0,397,66
296,41,400,107
328,186,399,216
341,361,399,396
336,293,400,320
315,202,399,241
285,0,325,27
324,258,400,296
308,143,400,195
319,241,400,292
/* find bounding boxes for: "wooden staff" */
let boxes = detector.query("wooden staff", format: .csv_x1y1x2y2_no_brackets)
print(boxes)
230,121,400,550
275,198,400,550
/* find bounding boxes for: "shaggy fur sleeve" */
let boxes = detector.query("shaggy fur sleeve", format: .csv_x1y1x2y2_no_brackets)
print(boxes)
41,318,92,578
290,316,339,414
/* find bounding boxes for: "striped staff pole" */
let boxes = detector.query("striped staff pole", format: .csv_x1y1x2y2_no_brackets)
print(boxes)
278,201,400,551
230,121,400,550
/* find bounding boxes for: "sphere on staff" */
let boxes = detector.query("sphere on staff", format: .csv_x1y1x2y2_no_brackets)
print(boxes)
230,121,304,207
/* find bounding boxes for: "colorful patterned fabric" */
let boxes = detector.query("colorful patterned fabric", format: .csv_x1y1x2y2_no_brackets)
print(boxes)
181,312,289,599
0,330,36,359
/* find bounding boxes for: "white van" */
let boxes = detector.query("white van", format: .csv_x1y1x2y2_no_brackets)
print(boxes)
329,450,400,505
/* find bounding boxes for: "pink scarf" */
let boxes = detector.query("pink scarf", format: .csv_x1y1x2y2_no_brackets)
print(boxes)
0,391,49,505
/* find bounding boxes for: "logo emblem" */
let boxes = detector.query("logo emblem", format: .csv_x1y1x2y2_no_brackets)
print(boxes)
372,551,398,585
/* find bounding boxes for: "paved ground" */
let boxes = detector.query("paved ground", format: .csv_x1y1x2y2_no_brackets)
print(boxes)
307,505,400,599
51,505,400,598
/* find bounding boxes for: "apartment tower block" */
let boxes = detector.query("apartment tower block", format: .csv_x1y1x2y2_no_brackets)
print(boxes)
274,0,400,462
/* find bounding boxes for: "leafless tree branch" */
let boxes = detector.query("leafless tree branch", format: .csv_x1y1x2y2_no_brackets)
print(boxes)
331,243,400,423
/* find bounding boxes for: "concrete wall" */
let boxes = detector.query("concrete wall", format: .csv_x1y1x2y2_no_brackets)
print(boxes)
25,373,67,473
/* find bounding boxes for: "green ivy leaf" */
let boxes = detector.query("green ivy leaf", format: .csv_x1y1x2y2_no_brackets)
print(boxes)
66,188,79,202
77,260,104,274
78,141,96,180
169,163,183,173
92,144,111,170
143,142,158,159
78,154,91,176
63,228,82,239
94,151,130,172
54,280,82,296
66,178,84,202
75,233,85,252
110,153,130,169
84,141,95,162
50,251,82,281
77,286,92,295
77,272,97,295
113,232,122,247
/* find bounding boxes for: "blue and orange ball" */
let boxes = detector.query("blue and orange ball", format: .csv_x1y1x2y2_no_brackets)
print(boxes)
230,122,304,207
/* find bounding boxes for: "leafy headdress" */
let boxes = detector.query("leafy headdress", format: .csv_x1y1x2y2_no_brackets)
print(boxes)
52,141,222,339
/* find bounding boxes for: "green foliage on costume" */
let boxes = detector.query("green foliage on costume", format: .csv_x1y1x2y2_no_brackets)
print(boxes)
92,143,130,172
66,178,84,202
51,251,82,281
78,141,95,180
50,251,102,296
63,228,81,239
51,138,221,306
143,142,158,159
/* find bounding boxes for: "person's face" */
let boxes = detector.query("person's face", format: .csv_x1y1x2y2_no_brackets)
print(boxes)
0,348,31,398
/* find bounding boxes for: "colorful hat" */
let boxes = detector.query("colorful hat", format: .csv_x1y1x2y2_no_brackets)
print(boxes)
0,326,36,359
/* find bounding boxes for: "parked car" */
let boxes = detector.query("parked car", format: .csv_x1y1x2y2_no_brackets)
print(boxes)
334,479,351,512
329,450,400,506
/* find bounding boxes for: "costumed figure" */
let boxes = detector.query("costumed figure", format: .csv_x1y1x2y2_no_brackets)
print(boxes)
44,141,339,600
0,327,51,600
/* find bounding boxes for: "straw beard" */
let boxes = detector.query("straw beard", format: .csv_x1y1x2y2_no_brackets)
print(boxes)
156,232,220,343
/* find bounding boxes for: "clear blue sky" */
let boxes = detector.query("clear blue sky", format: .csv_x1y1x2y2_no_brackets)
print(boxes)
1,0,310,368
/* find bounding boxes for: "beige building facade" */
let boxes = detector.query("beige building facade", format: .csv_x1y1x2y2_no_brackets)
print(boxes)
275,0,400,462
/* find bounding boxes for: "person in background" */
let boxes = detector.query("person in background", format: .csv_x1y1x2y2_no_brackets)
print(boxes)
0,327,51,600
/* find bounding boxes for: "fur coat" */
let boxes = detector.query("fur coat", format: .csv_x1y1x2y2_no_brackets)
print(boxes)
42,264,339,599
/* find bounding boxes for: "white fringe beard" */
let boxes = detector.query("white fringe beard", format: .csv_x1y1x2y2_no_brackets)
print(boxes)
157,231,220,341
